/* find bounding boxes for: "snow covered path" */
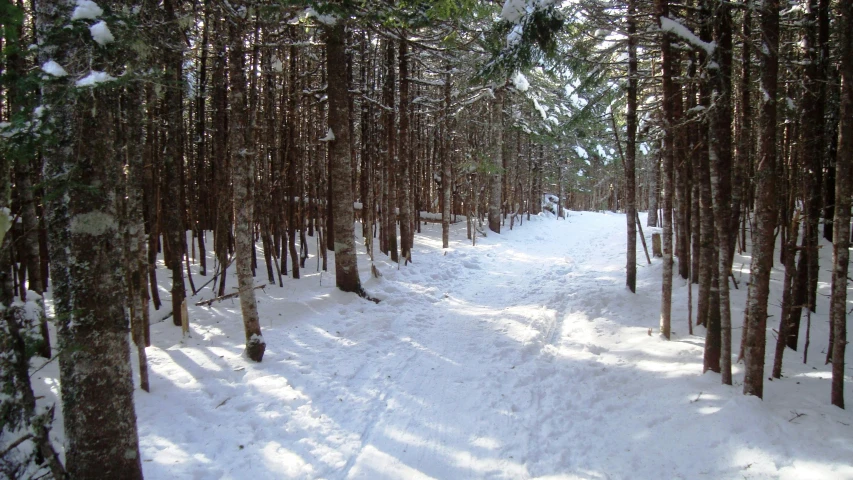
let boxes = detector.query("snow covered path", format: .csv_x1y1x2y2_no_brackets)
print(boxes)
125,212,852,479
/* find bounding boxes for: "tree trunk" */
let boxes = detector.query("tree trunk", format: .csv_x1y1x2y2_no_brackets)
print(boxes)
398,36,413,262
442,67,452,249
830,0,852,409
326,22,365,295
229,9,265,362
743,0,780,399
709,0,734,385
488,89,504,234
657,0,675,339
40,0,144,473
625,0,638,293
162,0,186,329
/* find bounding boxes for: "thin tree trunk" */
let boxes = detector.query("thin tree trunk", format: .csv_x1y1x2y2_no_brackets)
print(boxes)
229,8,265,362
442,67,452,249
625,0,638,293
488,89,504,234
830,0,852,409
398,35,413,262
709,0,734,385
743,0,780,399
657,0,675,339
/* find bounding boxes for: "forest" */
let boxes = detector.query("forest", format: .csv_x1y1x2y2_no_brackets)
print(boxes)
1,0,851,478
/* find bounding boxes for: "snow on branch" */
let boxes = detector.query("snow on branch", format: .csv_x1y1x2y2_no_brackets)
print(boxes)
659,17,715,56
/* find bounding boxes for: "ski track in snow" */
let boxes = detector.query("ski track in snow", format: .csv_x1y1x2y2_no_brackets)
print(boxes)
31,211,853,479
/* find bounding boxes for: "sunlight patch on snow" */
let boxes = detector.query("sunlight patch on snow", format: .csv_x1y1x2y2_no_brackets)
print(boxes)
470,435,501,450
351,445,437,479
400,336,460,366
143,435,196,465
310,325,358,347
261,442,314,477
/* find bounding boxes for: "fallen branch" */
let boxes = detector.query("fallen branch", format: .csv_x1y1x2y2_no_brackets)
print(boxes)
195,284,267,307
0,433,33,459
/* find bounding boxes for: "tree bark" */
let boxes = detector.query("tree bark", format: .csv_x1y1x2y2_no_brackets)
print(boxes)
398,36,413,262
657,0,675,339
229,8,265,362
326,22,365,295
709,0,734,385
488,89,504,234
830,0,852,409
625,0,638,293
40,0,144,473
743,0,780,399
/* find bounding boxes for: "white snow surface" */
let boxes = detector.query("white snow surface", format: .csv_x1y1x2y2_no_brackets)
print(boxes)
71,0,103,20
89,20,115,45
31,211,853,479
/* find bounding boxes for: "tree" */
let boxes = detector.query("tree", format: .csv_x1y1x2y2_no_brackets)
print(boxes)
656,0,675,339
708,0,733,385
326,19,367,296
38,0,144,475
228,2,266,362
624,0,638,293
829,0,852,409
743,0,780,399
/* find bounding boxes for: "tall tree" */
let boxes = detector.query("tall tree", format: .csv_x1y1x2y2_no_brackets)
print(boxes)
228,3,265,362
326,20,367,296
709,0,734,385
624,0,638,293
488,89,504,234
743,0,780,399
38,0,144,475
657,0,675,339
829,0,852,409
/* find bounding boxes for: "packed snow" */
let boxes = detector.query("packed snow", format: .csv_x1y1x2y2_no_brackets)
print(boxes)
71,0,103,21
41,60,68,77
31,209,853,479
89,20,115,46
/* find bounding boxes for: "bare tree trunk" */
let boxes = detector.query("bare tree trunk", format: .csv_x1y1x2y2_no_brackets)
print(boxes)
229,8,265,362
39,0,144,473
830,0,852,409
657,0,675,339
442,67,452,249
709,0,734,385
326,22,366,296
398,36,413,262
488,89,504,234
382,40,398,263
625,0,638,293
162,0,187,329
743,0,780,399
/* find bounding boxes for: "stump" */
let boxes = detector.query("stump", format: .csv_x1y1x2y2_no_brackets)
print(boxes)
652,233,663,258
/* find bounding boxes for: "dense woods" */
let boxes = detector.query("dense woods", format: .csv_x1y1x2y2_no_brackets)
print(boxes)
1,0,851,477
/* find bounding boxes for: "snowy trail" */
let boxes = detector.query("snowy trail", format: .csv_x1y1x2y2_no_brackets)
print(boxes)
54,211,851,479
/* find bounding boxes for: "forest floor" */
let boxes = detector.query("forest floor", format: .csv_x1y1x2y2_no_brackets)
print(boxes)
36,209,853,479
